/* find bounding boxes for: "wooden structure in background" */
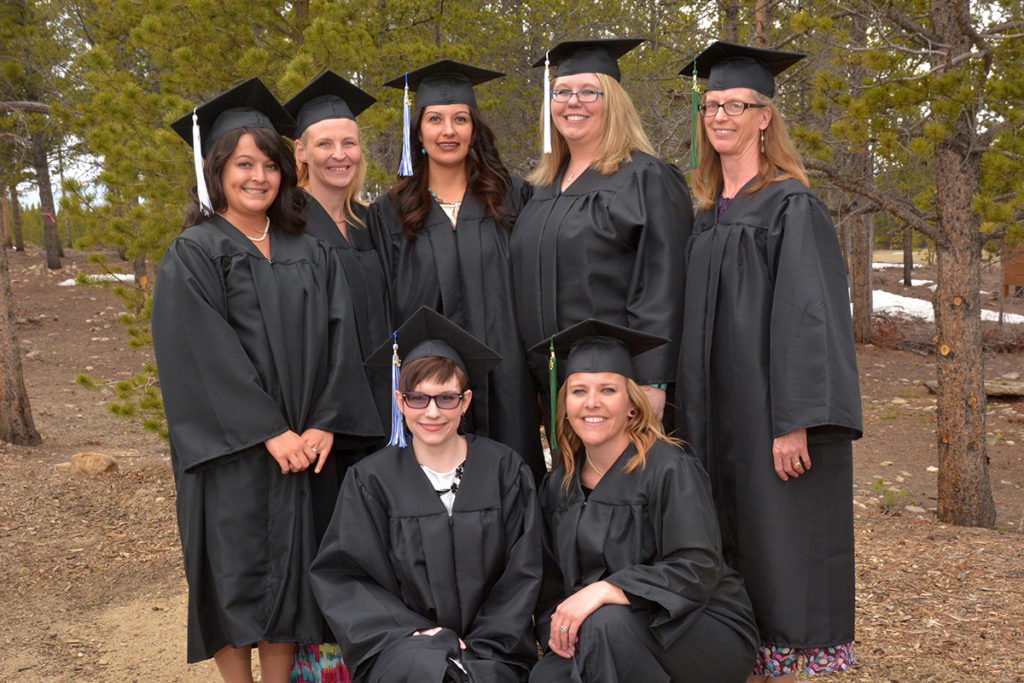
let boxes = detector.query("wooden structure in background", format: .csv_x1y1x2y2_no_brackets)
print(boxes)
1004,247,1024,298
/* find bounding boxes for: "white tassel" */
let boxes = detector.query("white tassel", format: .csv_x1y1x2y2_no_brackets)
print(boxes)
542,52,552,154
399,78,414,177
387,333,407,447
191,110,213,215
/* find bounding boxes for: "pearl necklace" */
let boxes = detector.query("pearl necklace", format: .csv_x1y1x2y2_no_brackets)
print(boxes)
244,216,271,242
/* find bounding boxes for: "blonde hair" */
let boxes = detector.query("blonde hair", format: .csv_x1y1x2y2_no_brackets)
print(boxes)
554,376,683,492
529,73,656,187
295,124,369,228
691,91,809,211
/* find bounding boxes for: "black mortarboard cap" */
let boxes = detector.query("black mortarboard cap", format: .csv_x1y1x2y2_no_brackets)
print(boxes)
532,39,645,81
383,60,504,109
366,306,502,387
530,319,667,381
170,77,295,153
283,70,376,138
680,41,804,98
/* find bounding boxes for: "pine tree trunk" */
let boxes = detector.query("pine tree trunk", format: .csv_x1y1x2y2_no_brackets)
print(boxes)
31,132,61,269
754,0,771,45
0,239,42,445
850,211,873,344
9,186,24,252
931,0,996,528
723,1,739,42
0,194,10,248
903,226,913,286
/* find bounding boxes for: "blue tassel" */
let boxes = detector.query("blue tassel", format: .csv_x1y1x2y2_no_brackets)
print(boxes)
387,331,407,447
399,75,414,177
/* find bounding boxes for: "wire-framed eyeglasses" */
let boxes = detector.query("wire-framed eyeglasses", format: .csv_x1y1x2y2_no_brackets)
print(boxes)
698,101,766,117
550,88,603,103
401,391,465,410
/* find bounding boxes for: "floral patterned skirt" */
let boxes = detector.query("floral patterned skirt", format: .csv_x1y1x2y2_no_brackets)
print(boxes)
291,643,352,683
753,642,855,676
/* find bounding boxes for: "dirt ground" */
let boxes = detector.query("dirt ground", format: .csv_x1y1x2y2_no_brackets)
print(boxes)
1,246,1023,682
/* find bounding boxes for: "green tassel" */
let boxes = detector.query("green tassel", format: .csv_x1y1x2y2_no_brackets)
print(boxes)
689,59,699,169
548,340,559,458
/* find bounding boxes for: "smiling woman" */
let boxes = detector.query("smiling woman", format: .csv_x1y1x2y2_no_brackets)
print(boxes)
528,319,758,683
370,60,545,483
154,78,382,683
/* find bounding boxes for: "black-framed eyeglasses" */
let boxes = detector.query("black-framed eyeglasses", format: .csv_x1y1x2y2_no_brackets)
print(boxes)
698,101,766,117
550,88,603,103
401,391,465,410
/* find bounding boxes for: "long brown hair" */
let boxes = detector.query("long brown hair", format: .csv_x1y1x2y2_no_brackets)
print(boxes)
691,90,809,211
387,106,511,243
529,73,655,187
295,120,369,228
183,126,306,233
554,375,682,492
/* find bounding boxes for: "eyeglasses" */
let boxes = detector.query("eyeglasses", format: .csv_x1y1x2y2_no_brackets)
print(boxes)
550,88,603,103
698,101,766,117
401,391,465,410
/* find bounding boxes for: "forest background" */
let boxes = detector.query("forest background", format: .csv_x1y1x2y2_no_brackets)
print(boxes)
2,0,1024,679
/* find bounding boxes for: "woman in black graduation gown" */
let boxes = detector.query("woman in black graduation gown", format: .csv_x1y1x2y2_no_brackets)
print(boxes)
511,39,692,425
283,73,393,681
530,320,758,683
676,43,863,680
371,60,544,483
310,307,542,683
154,79,382,683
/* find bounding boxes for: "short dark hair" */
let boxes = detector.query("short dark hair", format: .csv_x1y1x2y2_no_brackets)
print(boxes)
398,356,469,393
183,126,306,233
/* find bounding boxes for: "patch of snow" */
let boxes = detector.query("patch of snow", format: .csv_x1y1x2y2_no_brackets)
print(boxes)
869,290,1024,323
872,262,923,269
57,273,136,287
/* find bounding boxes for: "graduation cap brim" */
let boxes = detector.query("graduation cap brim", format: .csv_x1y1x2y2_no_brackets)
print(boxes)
283,71,376,138
383,60,504,109
366,306,502,386
529,319,667,380
679,41,804,97
532,38,645,81
170,77,295,153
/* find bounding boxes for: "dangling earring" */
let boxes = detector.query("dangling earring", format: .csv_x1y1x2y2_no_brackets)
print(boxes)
760,130,765,154
421,147,426,155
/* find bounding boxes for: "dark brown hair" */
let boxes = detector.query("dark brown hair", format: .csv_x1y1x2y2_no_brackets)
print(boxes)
387,106,511,242
183,126,306,233
398,356,469,393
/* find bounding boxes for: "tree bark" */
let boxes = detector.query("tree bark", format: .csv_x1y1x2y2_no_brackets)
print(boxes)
754,0,771,45
903,226,913,286
850,210,873,343
31,132,61,269
0,194,9,248
9,186,24,252
132,256,147,285
0,237,42,445
722,0,739,42
931,0,995,528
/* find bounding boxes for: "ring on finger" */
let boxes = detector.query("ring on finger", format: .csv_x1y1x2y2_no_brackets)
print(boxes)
794,461,803,470
559,625,569,633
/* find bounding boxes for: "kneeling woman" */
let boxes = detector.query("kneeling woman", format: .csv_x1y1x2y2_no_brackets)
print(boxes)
311,307,542,683
530,321,759,683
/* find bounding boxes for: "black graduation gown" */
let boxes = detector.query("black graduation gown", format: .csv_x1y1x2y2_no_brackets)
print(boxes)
675,178,863,649
371,178,544,482
152,216,383,662
309,435,543,683
303,197,393,542
511,152,692,392
534,442,758,680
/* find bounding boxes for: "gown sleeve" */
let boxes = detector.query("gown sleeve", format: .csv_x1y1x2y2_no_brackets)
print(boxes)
309,468,436,678
305,246,384,443
610,161,693,384
533,472,568,648
152,236,289,473
463,460,543,661
602,454,726,649
767,192,863,442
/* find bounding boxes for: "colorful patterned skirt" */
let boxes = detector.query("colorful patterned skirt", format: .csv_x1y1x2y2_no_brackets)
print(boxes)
753,642,856,676
291,643,352,683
